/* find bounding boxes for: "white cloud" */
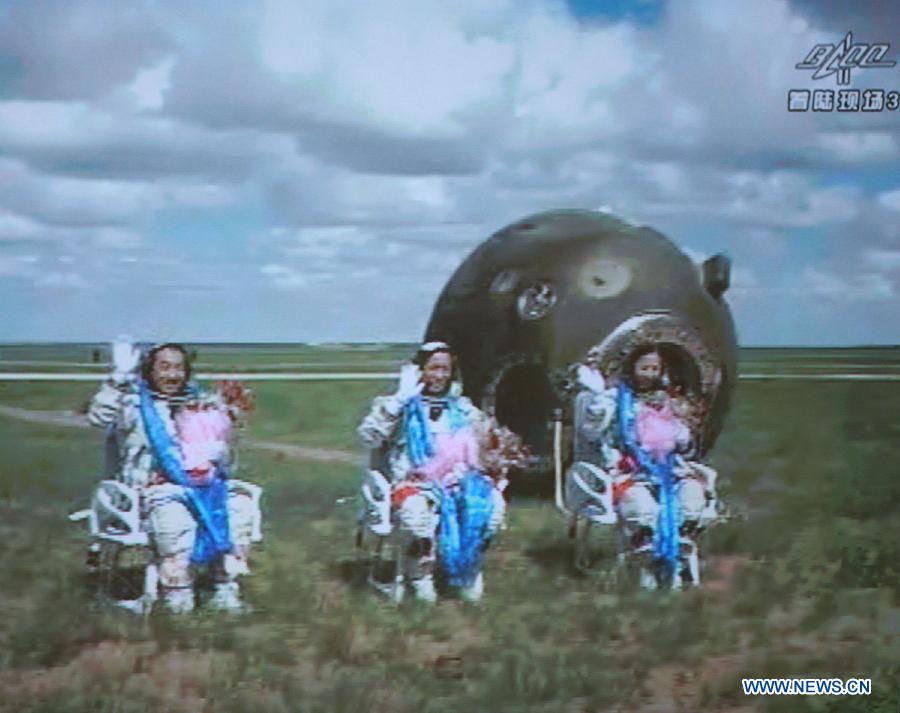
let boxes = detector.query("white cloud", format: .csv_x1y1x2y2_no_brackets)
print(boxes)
638,162,686,198
799,266,894,301
0,210,44,242
0,161,159,225
0,1,172,101
815,132,899,164
863,249,900,272
0,158,238,244
731,267,759,290
126,57,176,112
161,182,240,209
722,171,859,227
0,100,291,180
279,226,374,261
0,254,40,277
682,247,707,263
877,188,900,212
511,19,640,137
0,204,141,248
162,0,843,170
265,159,461,226
0,254,92,290
33,271,91,290
89,228,142,249
260,263,310,289
259,0,518,135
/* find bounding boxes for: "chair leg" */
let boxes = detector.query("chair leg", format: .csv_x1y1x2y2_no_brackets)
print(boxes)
392,540,405,603
365,535,404,601
99,541,122,599
683,539,700,586
143,563,159,613
574,518,592,572
365,534,380,587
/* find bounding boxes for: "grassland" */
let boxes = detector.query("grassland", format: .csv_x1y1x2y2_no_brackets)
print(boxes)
0,346,897,712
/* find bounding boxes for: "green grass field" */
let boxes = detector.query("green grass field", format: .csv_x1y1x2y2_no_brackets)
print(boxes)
0,346,897,712
4,343,898,376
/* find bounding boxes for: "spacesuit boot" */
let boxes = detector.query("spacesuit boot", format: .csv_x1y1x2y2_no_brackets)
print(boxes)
459,571,484,603
411,574,437,603
163,586,195,614
208,581,244,613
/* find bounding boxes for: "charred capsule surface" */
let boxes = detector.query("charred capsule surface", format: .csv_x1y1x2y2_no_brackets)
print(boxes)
425,209,738,459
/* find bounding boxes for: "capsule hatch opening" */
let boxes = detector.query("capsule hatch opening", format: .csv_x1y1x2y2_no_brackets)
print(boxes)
492,363,558,459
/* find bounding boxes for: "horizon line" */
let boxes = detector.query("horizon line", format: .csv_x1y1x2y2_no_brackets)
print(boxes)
0,341,898,350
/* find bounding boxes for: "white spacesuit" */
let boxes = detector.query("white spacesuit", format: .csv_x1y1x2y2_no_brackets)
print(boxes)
568,355,717,588
88,340,259,612
358,342,506,602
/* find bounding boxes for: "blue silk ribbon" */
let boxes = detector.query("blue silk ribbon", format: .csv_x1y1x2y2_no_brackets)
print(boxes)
139,382,232,564
438,472,495,587
617,383,680,580
402,394,467,468
402,394,493,586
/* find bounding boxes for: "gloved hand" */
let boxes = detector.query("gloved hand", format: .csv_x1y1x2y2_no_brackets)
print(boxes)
394,363,423,404
577,364,606,394
111,337,140,385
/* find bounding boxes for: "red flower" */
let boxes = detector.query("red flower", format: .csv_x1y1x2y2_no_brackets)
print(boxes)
618,453,637,473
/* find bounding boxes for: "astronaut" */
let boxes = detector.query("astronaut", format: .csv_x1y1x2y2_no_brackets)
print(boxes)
88,340,259,613
570,344,717,587
358,341,513,602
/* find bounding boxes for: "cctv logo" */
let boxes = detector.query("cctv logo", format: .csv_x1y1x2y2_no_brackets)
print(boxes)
796,32,895,85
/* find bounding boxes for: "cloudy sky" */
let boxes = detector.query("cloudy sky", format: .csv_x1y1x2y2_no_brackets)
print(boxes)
1,0,898,345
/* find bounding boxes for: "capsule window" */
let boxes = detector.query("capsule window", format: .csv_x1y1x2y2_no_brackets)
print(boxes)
516,282,556,320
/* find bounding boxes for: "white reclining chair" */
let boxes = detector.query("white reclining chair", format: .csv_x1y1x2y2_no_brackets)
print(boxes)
71,478,263,614
358,467,406,602
69,479,156,613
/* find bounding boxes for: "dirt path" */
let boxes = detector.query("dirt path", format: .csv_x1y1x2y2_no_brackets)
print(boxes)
0,404,360,465
0,404,89,428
